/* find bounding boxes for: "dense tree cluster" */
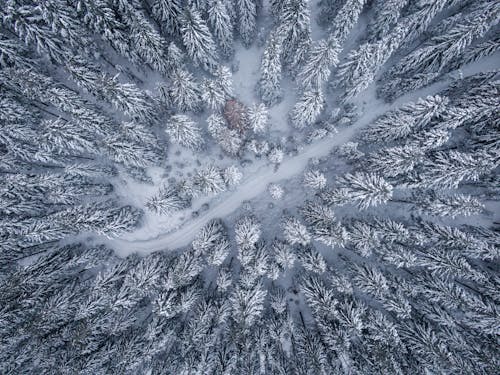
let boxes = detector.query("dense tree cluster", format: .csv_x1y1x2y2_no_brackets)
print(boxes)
1,0,499,374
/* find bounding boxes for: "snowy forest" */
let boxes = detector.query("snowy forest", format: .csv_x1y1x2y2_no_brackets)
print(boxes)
0,0,499,373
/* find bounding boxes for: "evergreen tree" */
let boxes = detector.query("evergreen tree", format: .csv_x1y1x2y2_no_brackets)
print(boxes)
181,6,218,72
208,0,234,58
165,115,204,150
418,150,499,189
152,0,183,37
237,0,257,47
304,170,327,190
258,31,284,106
282,216,311,246
366,0,409,41
268,183,284,200
235,215,261,250
159,69,202,112
193,165,226,196
278,0,311,69
333,172,393,210
146,185,191,215
247,103,269,133
414,191,485,218
223,165,243,187
207,114,243,155
290,89,324,128
363,95,448,143
298,37,340,89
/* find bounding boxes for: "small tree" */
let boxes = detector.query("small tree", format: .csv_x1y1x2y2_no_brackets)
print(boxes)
268,183,284,200
146,185,191,215
282,216,311,246
290,89,324,129
247,103,269,133
165,115,204,149
304,170,327,190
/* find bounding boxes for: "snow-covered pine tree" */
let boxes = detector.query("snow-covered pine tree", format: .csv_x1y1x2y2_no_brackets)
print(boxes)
152,0,183,37
366,0,409,42
208,0,234,58
237,0,257,47
223,165,243,187
304,170,327,190
207,113,243,155
165,115,204,150
298,37,340,89
384,1,500,95
268,183,284,200
181,6,218,72
278,0,311,69
332,172,393,210
159,69,202,112
146,185,191,215
362,95,448,143
193,165,226,196
258,30,284,106
201,66,233,110
236,215,262,251
247,103,269,133
413,191,485,218
290,89,324,128
0,33,34,68
418,150,499,189
282,216,311,246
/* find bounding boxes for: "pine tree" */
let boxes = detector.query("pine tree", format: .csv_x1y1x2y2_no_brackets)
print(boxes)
248,103,269,133
40,118,99,156
202,66,233,110
414,191,484,218
267,146,284,165
146,185,191,215
207,113,243,155
237,0,257,47
329,0,367,42
181,7,218,72
290,89,324,128
223,165,243,187
278,0,311,68
363,95,448,143
208,0,234,58
304,170,327,190
282,216,311,246
390,2,500,79
365,145,425,178
268,183,284,200
418,150,499,189
335,173,393,210
235,215,261,250
298,37,340,89
230,282,267,330
193,165,226,196
159,69,202,112
258,31,284,106
366,0,409,41
0,34,34,68
165,115,204,150
152,0,183,37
